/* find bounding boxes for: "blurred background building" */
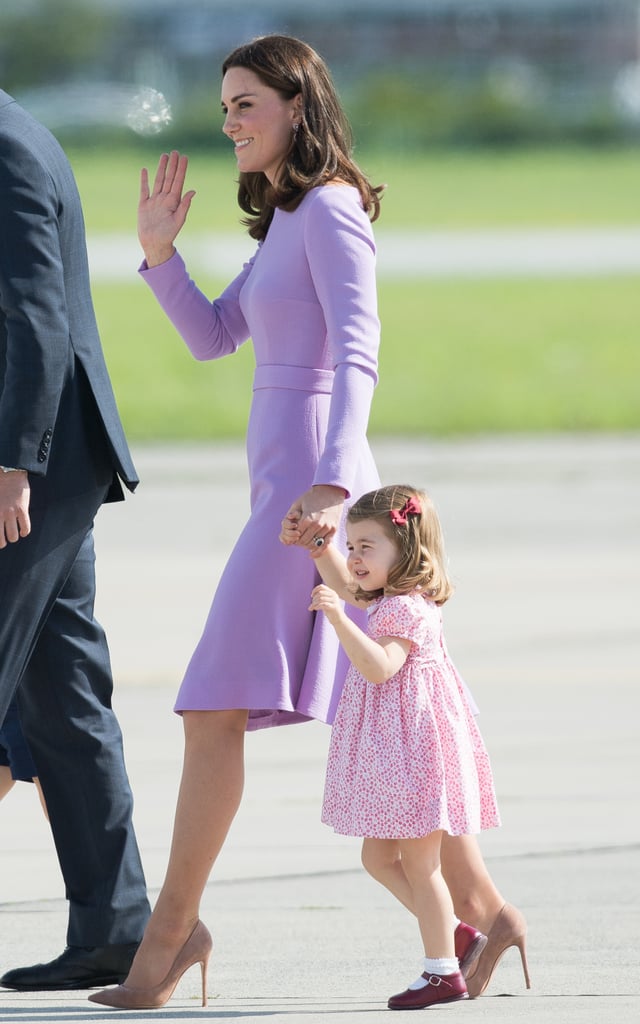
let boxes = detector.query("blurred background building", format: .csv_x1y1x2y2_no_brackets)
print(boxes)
1,0,639,146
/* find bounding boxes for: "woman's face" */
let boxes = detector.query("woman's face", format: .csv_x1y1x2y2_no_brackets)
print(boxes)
221,66,301,185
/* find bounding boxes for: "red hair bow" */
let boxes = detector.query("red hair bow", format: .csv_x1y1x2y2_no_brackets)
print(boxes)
389,496,422,525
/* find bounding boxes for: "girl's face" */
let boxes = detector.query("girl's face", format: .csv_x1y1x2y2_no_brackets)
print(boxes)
221,66,301,185
346,518,400,593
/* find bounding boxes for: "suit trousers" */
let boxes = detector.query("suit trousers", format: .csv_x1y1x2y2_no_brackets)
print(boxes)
0,485,150,946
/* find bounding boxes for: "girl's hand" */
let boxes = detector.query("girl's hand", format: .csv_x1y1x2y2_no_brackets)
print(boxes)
138,151,196,267
309,583,344,624
279,511,301,546
281,484,346,551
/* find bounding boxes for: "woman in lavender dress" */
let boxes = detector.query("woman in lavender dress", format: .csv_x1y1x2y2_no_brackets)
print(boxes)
91,35,382,1009
91,35,527,1010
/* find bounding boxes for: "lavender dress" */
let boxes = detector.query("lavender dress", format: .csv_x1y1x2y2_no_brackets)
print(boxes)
140,186,380,729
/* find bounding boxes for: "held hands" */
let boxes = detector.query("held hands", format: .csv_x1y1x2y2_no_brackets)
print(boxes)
279,484,346,554
279,513,328,561
138,151,196,267
0,471,30,549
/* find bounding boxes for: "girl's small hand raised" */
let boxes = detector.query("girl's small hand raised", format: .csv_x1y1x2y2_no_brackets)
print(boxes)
309,584,343,623
138,150,196,267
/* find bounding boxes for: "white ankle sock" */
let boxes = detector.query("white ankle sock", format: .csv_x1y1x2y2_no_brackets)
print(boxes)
408,957,459,990
423,956,459,976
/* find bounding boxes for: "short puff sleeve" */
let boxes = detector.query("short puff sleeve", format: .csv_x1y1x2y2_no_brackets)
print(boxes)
368,595,434,648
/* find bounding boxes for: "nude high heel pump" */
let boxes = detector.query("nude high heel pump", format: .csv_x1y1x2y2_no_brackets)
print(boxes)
465,903,531,999
88,920,212,1009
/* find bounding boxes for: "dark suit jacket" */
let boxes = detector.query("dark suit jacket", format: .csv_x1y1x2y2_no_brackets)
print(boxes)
0,98,151,950
0,88,138,503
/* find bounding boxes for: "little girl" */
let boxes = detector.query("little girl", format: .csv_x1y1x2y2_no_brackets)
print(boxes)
308,484,501,1010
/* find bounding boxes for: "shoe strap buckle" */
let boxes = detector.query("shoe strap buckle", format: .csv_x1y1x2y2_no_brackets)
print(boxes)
425,974,453,989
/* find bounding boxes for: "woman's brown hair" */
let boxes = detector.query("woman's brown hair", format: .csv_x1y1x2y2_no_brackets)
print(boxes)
222,34,384,240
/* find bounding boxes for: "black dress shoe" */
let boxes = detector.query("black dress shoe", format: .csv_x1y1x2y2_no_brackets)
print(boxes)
0,942,139,991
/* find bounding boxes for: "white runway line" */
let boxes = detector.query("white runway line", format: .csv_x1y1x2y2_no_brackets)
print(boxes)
87,227,640,281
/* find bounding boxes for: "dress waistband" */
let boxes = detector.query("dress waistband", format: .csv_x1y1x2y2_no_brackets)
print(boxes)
253,364,334,394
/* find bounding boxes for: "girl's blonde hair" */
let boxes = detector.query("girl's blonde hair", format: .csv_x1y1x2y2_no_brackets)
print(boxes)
222,34,384,240
347,485,454,606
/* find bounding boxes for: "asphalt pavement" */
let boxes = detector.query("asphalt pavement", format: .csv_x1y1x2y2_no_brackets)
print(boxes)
1,435,639,1022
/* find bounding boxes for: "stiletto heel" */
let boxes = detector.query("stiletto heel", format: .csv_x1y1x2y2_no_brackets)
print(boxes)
516,934,531,990
465,903,531,999
199,951,209,1008
87,920,212,1009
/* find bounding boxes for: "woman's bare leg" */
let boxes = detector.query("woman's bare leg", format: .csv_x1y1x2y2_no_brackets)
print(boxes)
33,777,49,818
124,708,248,988
0,765,15,800
440,833,504,934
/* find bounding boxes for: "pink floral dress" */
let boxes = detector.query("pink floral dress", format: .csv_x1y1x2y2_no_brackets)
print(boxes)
321,593,501,839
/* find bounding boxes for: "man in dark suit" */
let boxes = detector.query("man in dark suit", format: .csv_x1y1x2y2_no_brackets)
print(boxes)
0,89,151,989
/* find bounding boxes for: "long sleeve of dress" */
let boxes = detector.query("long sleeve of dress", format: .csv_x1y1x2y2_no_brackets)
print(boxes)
303,189,380,495
138,249,255,360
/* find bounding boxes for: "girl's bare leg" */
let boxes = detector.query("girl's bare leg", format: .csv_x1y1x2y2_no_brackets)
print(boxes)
123,708,248,988
364,833,506,937
363,835,454,958
361,837,416,912
398,833,454,958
